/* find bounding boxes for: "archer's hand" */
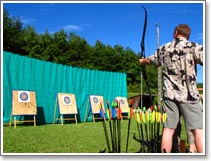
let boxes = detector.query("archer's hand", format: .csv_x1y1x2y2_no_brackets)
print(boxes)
139,58,150,65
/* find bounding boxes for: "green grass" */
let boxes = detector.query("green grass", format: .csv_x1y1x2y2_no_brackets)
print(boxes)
3,120,139,153
3,118,188,154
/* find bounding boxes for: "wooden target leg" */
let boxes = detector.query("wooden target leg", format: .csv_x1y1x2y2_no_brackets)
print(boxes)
14,116,16,128
84,99,89,123
92,114,95,123
53,98,58,124
61,115,63,125
34,115,36,127
9,110,13,127
75,114,77,125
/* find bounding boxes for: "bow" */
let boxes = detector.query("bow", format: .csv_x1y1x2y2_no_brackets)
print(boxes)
137,7,167,153
140,6,147,59
133,5,153,153
140,6,153,105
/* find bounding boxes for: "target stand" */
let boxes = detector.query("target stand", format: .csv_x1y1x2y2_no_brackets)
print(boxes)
115,97,130,119
84,95,106,123
53,93,78,125
9,90,37,128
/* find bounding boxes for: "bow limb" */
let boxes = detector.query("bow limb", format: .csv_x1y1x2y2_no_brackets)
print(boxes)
140,5,147,59
140,6,153,105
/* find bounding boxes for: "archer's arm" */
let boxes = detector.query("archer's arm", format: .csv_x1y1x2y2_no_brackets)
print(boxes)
139,58,151,65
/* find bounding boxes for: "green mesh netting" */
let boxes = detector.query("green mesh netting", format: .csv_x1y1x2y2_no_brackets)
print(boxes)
3,51,127,124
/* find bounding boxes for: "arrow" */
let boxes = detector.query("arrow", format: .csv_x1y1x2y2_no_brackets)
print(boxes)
125,99,134,153
106,100,114,152
99,102,111,153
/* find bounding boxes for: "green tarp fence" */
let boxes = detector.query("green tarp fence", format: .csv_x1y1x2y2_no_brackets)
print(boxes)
3,51,127,124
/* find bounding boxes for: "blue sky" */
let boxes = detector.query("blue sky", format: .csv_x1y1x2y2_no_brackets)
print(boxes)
2,1,204,83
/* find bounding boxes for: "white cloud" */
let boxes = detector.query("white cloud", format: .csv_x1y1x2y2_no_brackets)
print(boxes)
63,25,82,31
62,24,92,32
39,3,55,13
20,16,35,25
191,32,203,42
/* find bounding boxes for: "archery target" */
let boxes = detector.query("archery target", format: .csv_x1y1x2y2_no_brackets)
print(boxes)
92,96,99,104
89,95,105,114
18,91,30,103
58,93,77,114
115,97,129,113
62,95,72,106
12,90,37,115
120,98,125,105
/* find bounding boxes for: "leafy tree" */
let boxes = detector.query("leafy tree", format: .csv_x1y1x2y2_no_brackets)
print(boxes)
3,8,25,55
65,32,92,68
21,25,41,58
38,30,54,61
3,8,160,94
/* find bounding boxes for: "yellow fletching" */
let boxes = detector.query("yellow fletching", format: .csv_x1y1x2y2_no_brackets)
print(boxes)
146,111,148,122
155,112,159,122
152,111,155,123
162,113,167,123
136,112,141,124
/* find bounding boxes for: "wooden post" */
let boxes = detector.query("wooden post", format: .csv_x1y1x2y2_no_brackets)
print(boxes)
14,116,16,129
61,115,63,125
9,110,13,127
75,114,77,125
156,23,163,107
180,139,186,153
84,99,90,123
53,98,58,124
34,115,36,127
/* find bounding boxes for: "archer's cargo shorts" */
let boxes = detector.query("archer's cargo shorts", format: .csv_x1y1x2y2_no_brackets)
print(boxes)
163,99,203,130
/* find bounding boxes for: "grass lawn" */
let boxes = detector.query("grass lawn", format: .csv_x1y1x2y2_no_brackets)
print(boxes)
2,117,188,154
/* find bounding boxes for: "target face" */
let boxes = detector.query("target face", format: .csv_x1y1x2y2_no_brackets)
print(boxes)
115,97,129,113
120,99,125,105
18,91,30,102
57,93,77,114
93,96,99,104
63,95,72,106
13,90,37,115
90,95,104,114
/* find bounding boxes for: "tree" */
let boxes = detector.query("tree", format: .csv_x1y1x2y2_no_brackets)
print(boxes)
22,25,41,58
64,32,92,68
3,8,25,54
3,8,158,94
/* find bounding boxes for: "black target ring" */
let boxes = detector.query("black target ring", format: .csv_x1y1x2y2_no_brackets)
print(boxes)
64,96,71,104
93,97,99,104
19,92,29,101
120,99,125,105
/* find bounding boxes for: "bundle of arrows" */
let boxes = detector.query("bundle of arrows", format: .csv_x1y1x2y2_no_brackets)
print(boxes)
99,99,122,153
131,103,167,153
99,98,167,153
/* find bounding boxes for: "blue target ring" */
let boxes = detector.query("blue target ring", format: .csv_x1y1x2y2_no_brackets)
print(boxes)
120,99,125,105
19,92,29,101
93,97,99,104
64,96,71,104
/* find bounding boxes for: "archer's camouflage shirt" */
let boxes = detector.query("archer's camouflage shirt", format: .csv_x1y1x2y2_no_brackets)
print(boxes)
149,37,203,103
